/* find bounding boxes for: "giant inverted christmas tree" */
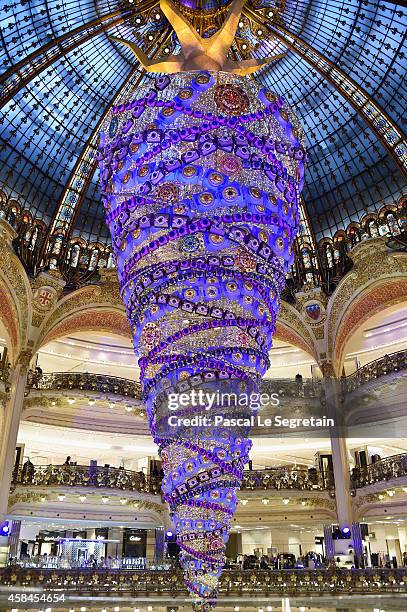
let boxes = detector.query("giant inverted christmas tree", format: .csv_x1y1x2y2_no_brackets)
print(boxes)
99,1,306,608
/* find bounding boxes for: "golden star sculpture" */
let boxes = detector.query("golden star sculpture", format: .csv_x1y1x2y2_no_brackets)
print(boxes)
111,0,285,74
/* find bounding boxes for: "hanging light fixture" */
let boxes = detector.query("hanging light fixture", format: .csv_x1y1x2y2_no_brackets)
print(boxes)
99,2,305,609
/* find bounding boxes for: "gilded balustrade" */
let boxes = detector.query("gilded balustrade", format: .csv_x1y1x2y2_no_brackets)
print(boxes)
0,567,406,595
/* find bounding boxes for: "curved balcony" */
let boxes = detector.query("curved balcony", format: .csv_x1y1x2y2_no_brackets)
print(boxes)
26,371,142,399
342,349,407,393
352,453,407,489
241,467,328,491
12,463,330,494
0,567,406,596
26,371,321,401
12,464,161,494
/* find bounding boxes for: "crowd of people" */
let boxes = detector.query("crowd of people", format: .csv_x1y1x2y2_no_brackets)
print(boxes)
232,551,325,571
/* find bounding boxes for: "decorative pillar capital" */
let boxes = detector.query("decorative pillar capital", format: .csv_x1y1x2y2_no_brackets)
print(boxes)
15,349,33,370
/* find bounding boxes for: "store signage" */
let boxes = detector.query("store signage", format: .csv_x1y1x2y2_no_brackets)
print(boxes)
129,535,141,542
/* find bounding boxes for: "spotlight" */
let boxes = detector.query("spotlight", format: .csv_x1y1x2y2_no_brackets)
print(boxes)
342,526,351,538
0,522,10,536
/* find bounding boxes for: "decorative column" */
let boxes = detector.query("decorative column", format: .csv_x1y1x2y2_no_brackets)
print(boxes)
0,350,32,519
323,375,353,528
323,524,334,562
154,527,165,564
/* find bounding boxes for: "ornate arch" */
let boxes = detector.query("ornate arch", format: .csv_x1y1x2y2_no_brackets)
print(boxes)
334,277,407,370
0,220,32,360
39,307,131,348
326,236,407,373
276,302,318,360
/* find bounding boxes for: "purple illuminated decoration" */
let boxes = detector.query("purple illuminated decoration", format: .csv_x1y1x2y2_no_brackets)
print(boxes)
99,71,305,610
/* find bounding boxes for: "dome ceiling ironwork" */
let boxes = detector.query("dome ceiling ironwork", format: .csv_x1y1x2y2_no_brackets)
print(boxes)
0,0,406,245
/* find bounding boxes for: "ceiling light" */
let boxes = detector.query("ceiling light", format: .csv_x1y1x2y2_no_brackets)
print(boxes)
101,496,109,504
403,487,407,493
238,21,243,28
242,43,247,50
79,495,87,503
120,498,127,505
267,607,273,612
125,406,133,412
378,494,384,500
282,498,290,505
301,500,306,506
67,398,75,404
134,501,140,508
234,607,240,612
262,498,269,505
257,29,263,36
387,490,395,496
88,398,95,406
80,608,86,611
148,34,154,41
51,400,56,406
57,494,65,501
40,495,46,502
114,608,120,611
109,402,116,408
240,499,248,506
147,607,153,612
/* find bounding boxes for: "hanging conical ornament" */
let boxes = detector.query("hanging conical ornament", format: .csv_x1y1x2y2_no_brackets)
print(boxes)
99,2,306,608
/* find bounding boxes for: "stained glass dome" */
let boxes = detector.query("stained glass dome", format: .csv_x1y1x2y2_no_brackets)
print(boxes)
0,0,406,246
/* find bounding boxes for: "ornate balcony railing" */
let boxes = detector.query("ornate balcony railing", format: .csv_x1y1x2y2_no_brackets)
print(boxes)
241,467,328,491
11,463,329,494
1,568,406,595
26,371,142,399
342,349,407,393
10,456,407,495
11,464,161,494
351,453,407,489
26,371,321,401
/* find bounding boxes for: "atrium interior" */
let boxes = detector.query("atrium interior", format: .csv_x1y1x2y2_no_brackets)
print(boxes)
0,0,406,611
